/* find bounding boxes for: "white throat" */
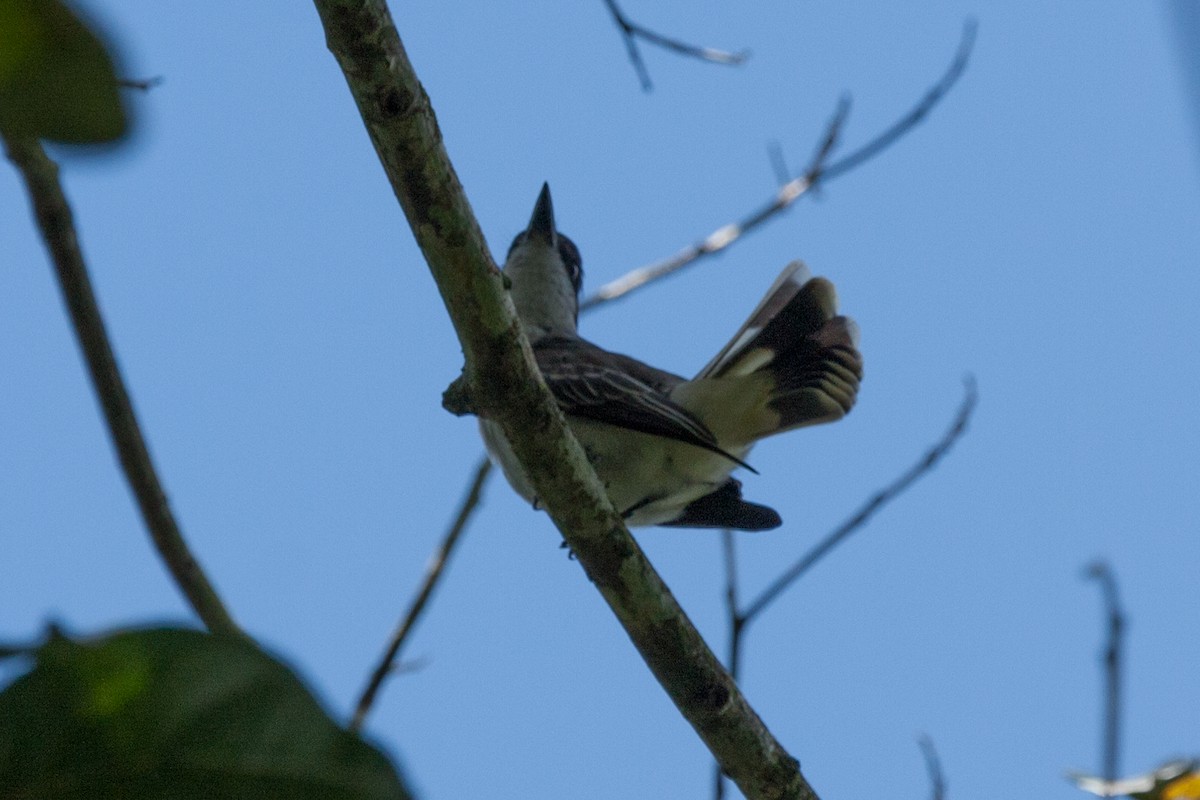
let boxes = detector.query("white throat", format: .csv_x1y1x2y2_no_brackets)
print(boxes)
505,242,579,341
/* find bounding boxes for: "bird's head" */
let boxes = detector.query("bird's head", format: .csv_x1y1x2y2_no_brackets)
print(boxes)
503,183,583,339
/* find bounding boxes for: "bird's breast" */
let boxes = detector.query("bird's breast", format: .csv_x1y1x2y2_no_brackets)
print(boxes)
482,415,749,527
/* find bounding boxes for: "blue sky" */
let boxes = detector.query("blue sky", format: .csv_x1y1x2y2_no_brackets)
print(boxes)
3,2,1198,798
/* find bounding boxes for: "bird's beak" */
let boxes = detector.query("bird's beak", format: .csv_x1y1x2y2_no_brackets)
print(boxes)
526,182,557,246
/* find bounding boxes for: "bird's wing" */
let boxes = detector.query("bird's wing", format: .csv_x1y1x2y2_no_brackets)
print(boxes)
533,336,750,468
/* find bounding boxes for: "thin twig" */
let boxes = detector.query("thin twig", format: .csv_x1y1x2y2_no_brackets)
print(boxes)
712,384,975,800
581,19,976,311
766,141,790,186
351,456,492,731
713,529,740,800
820,19,976,184
721,530,744,679
580,98,846,311
118,76,164,91
918,734,947,800
741,376,978,625
1084,560,1125,784
601,0,748,91
808,94,852,176
4,135,239,635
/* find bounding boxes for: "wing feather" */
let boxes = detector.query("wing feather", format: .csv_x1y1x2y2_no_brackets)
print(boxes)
533,336,752,470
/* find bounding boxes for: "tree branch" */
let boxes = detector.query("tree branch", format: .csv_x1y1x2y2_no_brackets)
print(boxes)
117,76,164,91
741,377,978,624
383,24,977,712
350,456,492,732
712,382,976,798
312,2,814,796
4,135,239,636
918,734,947,800
819,19,976,184
601,0,748,91
1084,560,1125,784
582,19,976,311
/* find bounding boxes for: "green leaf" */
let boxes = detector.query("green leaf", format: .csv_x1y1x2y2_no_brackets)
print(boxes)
0,626,412,800
0,0,128,142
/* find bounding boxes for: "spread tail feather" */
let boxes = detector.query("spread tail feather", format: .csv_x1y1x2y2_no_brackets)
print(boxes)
766,315,862,431
694,261,863,437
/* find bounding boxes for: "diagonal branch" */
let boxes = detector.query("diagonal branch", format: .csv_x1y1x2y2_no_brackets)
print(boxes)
313,2,815,797
350,456,492,731
4,134,239,636
350,18,973,751
580,97,846,311
358,19,973,734
396,24,976,708
713,381,976,799
601,0,748,91
582,19,976,311
820,19,976,184
741,377,978,624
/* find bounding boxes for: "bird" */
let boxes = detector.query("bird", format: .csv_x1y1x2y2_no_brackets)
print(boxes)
479,183,862,531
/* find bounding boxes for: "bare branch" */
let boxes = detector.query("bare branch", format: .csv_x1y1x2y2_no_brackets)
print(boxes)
713,529,743,800
742,376,978,625
820,19,976,183
350,457,493,732
766,141,790,186
396,23,974,749
313,3,814,796
3,135,239,636
601,0,748,91
1084,560,1126,784
712,383,975,798
918,734,947,800
118,76,164,91
721,530,745,678
581,20,976,311
808,94,852,178
580,100,843,310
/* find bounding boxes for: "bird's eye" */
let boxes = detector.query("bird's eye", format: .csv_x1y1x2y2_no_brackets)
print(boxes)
558,235,583,292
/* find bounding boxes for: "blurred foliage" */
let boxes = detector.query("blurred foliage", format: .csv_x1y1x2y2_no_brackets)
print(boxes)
0,626,411,800
0,0,126,142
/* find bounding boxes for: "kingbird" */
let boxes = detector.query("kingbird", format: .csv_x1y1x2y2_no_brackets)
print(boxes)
480,184,862,530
